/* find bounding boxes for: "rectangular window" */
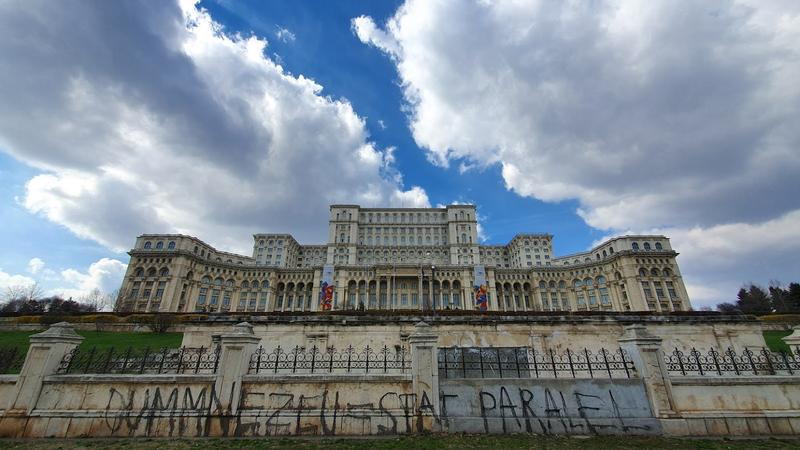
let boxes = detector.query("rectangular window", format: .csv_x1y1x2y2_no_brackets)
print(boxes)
287,295,294,308
249,292,257,309
276,295,283,308
600,287,610,304
589,291,597,305
452,293,459,307
550,293,558,309
401,293,408,305
369,294,377,306
130,282,140,299
642,282,653,299
667,281,677,299
515,294,521,308
524,294,530,308
223,291,231,306
238,292,247,309
210,290,219,305
561,293,569,310
442,293,449,307
656,284,665,299
577,292,585,305
198,288,207,305
155,281,166,299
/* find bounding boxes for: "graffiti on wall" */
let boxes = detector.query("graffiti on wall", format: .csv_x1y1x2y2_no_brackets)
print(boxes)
438,379,660,435
101,384,436,437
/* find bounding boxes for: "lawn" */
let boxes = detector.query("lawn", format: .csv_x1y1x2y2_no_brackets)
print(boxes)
0,436,798,450
0,330,183,354
764,330,793,353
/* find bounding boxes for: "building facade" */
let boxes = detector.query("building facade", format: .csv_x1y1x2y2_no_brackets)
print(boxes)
115,204,691,313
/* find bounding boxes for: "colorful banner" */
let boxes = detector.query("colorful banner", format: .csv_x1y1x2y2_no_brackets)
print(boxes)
473,265,488,311
319,264,335,311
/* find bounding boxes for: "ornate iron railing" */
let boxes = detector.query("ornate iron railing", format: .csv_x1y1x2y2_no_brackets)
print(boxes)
248,344,410,374
664,346,800,376
0,346,26,374
438,346,635,379
56,345,221,375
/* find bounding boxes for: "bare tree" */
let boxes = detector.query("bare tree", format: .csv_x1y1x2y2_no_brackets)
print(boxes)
80,288,116,312
3,282,43,302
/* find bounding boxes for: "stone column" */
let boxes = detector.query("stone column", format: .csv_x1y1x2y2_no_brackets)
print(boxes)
618,325,677,419
410,321,440,426
783,326,800,350
4,322,84,415
214,322,261,415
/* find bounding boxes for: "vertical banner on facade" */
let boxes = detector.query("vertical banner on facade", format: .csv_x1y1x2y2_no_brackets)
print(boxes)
473,265,488,311
320,264,335,311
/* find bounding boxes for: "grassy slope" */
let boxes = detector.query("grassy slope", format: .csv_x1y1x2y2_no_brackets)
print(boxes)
764,330,793,353
0,330,183,353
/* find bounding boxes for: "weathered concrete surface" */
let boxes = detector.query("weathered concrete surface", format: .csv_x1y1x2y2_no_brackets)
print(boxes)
181,314,767,355
438,378,660,435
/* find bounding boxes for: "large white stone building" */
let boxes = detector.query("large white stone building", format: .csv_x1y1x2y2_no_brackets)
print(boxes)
115,204,691,313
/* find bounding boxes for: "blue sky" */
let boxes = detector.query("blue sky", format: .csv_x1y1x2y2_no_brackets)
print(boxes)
1,0,799,307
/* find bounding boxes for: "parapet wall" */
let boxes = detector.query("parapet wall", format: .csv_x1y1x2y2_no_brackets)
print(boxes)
1,319,800,438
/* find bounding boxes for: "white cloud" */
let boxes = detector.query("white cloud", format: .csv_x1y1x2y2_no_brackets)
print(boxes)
27,257,45,275
355,0,800,306
0,268,36,292
53,258,128,300
274,26,296,43
0,0,428,255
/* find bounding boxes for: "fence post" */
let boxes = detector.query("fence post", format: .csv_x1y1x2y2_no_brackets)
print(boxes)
410,321,440,430
618,325,679,421
213,322,261,417
0,322,83,436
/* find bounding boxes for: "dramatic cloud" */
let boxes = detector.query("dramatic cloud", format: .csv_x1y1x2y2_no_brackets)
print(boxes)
0,0,428,254
355,0,800,306
57,258,128,300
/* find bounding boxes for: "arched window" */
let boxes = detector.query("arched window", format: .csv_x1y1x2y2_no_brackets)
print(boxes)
214,277,223,286
584,278,594,287
262,280,269,289
558,280,566,289
144,241,152,249
167,241,175,249
643,242,651,250
602,250,607,257
655,242,663,250
159,268,169,277
539,281,546,289
461,233,467,243
135,268,144,277
147,268,157,277
663,268,672,277
573,279,583,288
548,281,556,289
650,268,660,277
201,276,211,284
155,241,164,249
194,246,198,253
596,276,606,285
631,242,639,250
225,279,234,288
639,268,647,277
242,281,249,289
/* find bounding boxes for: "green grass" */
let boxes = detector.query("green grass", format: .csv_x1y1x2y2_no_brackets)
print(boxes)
764,330,793,353
0,330,183,354
0,436,798,450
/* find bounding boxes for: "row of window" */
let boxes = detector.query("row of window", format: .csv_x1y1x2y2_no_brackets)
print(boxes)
143,241,176,250
632,242,663,251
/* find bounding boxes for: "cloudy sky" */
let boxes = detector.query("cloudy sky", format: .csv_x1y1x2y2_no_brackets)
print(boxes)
0,0,798,308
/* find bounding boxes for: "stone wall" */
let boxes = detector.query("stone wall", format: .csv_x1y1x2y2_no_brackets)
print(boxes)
2,320,800,438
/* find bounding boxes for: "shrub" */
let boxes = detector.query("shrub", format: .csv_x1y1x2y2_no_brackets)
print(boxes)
152,314,176,333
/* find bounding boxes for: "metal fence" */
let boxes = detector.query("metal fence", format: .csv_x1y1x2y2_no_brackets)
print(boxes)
56,345,221,375
0,347,26,374
248,344,410,374
438,346,635,379
665,346,800,376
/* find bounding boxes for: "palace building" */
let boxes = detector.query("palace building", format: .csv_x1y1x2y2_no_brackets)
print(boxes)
115,204,691,313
